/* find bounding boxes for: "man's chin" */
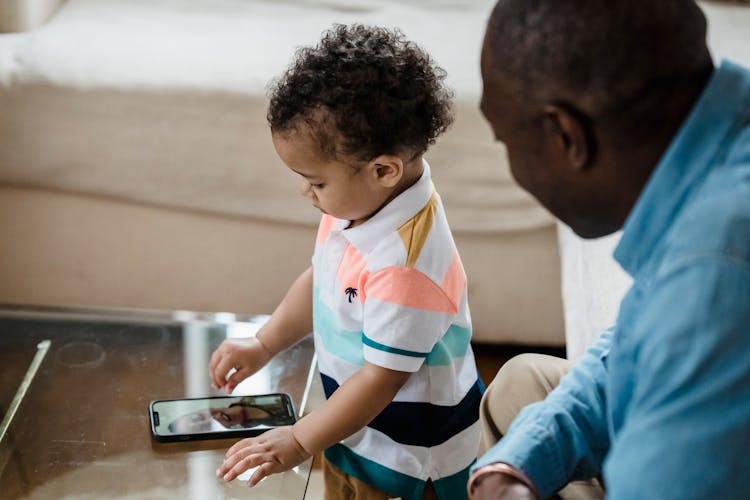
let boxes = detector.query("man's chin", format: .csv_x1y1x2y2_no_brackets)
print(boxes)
566,220,622,239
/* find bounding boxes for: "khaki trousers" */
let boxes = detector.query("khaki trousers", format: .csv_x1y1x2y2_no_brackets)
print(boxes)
323,456,439,500
479,353,605,500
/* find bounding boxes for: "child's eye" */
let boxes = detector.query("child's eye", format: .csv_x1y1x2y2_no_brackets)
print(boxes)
311,183,324,189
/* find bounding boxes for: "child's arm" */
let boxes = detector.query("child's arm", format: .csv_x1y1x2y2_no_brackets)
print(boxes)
209,266,313,392
217,362,411,486
294,362,411,452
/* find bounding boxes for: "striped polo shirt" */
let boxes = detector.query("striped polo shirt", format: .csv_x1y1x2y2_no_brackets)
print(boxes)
312,161,482,500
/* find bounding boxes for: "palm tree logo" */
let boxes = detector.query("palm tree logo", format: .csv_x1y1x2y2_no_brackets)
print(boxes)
344,287,358,303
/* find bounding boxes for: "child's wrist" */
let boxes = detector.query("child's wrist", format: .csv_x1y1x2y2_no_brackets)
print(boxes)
254,333,276,358
291,422,315,458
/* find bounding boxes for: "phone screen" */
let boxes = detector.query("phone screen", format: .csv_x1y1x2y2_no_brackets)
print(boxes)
150,393,295,441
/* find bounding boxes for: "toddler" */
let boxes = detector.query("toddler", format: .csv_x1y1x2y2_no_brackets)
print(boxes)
210,24,482,500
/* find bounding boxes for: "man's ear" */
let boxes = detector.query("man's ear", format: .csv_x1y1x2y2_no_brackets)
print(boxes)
368,155,403,188
542,104,592,170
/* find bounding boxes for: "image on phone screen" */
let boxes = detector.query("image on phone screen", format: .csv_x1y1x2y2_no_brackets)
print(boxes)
150,393,296,442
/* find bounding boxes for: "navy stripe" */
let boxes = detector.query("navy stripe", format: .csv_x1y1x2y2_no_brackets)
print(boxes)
320,372,482,447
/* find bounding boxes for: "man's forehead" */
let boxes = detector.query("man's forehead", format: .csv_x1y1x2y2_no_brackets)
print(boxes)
479,28,497,77
480,34,518,94
481,66,518,111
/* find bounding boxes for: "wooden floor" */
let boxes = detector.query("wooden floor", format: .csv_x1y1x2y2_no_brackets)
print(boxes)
473,342,566,387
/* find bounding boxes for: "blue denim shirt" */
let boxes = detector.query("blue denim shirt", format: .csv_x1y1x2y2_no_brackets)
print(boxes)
474,60,750,499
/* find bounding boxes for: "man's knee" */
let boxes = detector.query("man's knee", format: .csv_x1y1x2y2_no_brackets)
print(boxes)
482,353,570,436
488,353,550,396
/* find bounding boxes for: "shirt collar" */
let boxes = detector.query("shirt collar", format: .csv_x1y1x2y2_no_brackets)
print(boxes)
614,60,750,277
336,159,434,254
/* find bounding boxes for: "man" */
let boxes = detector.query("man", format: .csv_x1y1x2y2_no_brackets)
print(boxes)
470,1,750,499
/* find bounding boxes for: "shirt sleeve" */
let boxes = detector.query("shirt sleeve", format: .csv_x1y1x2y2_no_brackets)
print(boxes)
605,258,750,498
473,328,613,497
361,266,458,372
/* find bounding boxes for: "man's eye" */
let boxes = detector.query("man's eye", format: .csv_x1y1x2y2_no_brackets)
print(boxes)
311,183,324,189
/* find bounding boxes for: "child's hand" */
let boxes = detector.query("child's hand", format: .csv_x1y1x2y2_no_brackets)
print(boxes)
216,426,311,486
208,337,273,392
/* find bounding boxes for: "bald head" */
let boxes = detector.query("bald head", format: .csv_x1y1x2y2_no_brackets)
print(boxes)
485,0,711,120
479,0,714,238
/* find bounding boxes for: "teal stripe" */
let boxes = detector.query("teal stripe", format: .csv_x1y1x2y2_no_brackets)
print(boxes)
432,459,475,500
425,324,472,366
313,288,472,367
313,288,365,366
325,444,425,500
362,334,429,358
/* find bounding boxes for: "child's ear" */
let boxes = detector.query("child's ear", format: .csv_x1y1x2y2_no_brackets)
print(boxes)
368,155,403,188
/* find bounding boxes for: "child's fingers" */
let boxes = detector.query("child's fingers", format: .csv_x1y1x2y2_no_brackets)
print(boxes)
221,438,260,476
209,347,233,389
248,461,276,487
223,454,263,481
225,366,253,393
225,437,254,458
208,358,221,389
212,355,237,390
219,446,263,481
219,429,300,484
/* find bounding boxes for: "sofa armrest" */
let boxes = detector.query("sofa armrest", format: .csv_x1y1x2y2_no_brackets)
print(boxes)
557,222,632,361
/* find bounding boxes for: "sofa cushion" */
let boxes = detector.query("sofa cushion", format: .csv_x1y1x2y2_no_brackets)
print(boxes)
0,0,551,233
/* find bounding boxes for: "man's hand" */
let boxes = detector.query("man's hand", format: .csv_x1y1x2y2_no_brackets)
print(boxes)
470,472,538,500
216,426,311,486
208,336,272,393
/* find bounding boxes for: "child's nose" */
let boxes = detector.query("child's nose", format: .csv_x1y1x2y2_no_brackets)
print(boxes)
300,180,315,199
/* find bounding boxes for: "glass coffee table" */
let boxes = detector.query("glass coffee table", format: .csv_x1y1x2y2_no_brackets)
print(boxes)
0,304,317,499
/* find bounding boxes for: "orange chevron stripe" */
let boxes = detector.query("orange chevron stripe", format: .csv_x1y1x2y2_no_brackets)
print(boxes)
316,214,337,246
441,251,467,308
337,244,369,303
365,266,458,314
397,192,438,268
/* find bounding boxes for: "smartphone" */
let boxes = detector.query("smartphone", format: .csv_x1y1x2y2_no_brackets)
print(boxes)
149,393,296,442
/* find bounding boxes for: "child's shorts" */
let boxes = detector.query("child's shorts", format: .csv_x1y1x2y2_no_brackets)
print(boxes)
322,456,438,500
323,456,391,500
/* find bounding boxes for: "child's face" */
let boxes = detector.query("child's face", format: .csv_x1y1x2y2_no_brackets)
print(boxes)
272,130,395,227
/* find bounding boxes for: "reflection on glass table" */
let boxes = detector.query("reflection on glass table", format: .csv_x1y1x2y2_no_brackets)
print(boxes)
0,305,316,500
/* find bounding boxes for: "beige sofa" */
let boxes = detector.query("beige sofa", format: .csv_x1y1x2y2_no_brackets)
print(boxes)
3,1,747,348
0,0,567,345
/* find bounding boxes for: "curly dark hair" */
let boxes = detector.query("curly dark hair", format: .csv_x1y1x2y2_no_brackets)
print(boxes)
267,24,454,162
